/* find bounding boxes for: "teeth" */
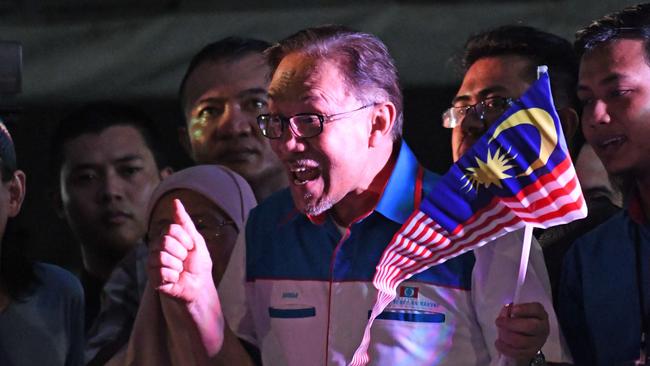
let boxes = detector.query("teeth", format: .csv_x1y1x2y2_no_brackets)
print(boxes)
600,136,624,147
287,159,318,171
288,160,320,185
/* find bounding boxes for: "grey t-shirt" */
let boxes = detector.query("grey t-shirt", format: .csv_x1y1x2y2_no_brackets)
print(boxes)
0,262,85,366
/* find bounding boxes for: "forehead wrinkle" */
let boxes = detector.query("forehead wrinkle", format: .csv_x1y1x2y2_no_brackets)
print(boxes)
304,85,345,108
269,56,355,112
269,69,297,100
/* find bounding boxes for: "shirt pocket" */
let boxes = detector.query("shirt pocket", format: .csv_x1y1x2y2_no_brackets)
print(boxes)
268,305,316,318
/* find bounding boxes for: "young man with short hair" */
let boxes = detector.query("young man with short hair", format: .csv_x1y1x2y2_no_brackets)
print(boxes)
52,102,172,330
558,4,650,364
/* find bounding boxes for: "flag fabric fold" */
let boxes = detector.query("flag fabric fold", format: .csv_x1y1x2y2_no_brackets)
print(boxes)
350,70,587,365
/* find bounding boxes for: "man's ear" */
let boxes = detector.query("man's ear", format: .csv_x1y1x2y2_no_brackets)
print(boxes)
7,170,26,218
178,126,193,158
369,101,397,147
557,107,579,144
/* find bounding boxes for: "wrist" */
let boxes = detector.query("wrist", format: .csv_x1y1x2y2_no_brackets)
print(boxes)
529,351,546,366
186,285,224,356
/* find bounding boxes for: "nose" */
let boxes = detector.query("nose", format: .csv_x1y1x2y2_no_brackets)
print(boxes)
215,103,254,138
99,170,124,202
271,125,306,157
460,107,487,138
583,99,611,127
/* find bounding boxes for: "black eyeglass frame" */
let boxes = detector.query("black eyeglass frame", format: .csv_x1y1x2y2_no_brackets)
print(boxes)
257,103,376,139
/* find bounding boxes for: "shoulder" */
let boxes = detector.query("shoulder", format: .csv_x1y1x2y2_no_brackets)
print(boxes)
562,210,629,271
33,262,84,300
421,168,441,197
571,210,628,252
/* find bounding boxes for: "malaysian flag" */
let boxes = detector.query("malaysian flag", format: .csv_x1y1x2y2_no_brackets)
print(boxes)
350,69,587,365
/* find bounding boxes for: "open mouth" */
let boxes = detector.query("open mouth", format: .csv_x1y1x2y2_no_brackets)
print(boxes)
289,161,320,185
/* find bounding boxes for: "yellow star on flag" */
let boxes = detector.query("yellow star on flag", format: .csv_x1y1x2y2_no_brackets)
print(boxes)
461,147,515,192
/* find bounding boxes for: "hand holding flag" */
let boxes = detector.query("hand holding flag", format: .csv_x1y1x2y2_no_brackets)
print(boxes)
350,69,586,365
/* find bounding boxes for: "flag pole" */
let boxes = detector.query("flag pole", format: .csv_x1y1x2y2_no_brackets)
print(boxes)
497,224,534,366
497,66,546,366
513,224,534,304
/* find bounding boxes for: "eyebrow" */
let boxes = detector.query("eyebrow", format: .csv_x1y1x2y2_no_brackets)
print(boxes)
70,154,145,170
196,87,268,105
578,73,630,92
600,73,629,85
114,154,146,164
451,86,510,105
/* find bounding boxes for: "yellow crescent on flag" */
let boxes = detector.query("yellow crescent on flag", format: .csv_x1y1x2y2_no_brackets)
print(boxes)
488,107,558,176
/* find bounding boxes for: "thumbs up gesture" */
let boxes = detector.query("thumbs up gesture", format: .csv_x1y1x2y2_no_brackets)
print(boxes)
148,199,215,302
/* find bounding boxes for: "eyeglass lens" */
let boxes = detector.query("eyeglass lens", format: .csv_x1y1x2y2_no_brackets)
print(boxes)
442,97,512,129
259,114,323,139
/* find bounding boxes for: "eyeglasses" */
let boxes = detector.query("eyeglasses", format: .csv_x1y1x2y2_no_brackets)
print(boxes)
148,217,236,244
441,97,514,129
257,104,375,139
194,218,237,240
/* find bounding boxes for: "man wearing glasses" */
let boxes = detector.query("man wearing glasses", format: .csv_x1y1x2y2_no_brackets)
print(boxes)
443,25,584,365
447,26,580,162
147,25,556,365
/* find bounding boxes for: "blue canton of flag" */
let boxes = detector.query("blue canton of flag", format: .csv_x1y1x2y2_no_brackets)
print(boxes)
351,70,587,366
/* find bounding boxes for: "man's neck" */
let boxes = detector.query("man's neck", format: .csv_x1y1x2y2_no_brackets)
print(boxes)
80,246,124,281
332,143,398,228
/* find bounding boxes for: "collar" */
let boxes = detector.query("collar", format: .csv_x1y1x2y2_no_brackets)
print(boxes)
306,142,421,226
308,210,327,225
375,142,422,224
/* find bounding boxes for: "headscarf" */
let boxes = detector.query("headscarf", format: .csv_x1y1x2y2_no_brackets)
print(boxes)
146,164,256,234
120,164,257,366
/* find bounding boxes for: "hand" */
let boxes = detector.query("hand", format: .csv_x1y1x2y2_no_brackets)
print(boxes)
495,302,549,362
148,199,214,302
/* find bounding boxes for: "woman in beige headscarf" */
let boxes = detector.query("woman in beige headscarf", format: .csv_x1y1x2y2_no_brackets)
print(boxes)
119,164,256,366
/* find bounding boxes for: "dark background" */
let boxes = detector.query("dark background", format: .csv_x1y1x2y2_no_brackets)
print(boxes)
0,0,637,274
4,85,456,273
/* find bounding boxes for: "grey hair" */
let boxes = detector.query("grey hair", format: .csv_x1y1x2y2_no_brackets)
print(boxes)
267,25,403,140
